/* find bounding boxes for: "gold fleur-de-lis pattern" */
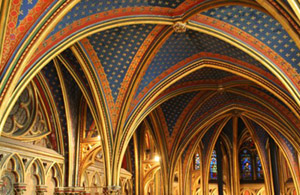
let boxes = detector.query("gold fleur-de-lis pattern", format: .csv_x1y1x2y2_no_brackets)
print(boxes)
202,6,300,71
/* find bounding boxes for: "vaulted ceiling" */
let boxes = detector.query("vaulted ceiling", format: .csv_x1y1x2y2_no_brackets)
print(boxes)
0,0,300,190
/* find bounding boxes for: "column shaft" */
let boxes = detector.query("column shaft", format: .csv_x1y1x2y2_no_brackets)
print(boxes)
216,139,223,195
270,139,280,195
232,117,240,195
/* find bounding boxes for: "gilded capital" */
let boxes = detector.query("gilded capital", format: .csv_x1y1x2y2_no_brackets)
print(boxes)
103,186,121,195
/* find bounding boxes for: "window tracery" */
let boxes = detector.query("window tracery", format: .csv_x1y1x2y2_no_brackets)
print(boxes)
2,83,51,141
195,153,200,170
239,137,264,182
240,149,253,180
256,155,263,180
209,150,217,180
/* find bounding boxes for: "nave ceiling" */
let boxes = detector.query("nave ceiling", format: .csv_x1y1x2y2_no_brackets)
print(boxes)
0,0,300,194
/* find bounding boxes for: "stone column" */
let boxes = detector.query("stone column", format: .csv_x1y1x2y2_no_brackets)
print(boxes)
14,183,26,195
270,139,280,195
36,185,47,195
216,139,223,195
103,186,121,195
232,116,240,195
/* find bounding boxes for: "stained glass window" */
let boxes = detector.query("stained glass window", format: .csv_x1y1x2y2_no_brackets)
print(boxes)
209,150,217,180
195,153,200,170
240,149,252,180
256,155,264,179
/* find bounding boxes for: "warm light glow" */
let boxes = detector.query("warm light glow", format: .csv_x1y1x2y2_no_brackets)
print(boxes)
97,135,101,140
154,155,160,162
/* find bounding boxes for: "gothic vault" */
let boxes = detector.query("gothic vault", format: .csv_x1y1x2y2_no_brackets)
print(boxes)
0,0,300,194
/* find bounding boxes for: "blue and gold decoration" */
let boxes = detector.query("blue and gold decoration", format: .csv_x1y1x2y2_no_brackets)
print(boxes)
48,0,184,37
161,91,198,136
136,30,273,97
201,5,300,72
59,60,82,134
174,68,235,85
87,24,155,102
16,0,38,26
41,61,68,151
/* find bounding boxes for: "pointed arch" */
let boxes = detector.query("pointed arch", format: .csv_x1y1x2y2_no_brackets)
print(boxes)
119,56,300,175
242,116,300,194
25,158,46,185
46,162,63,187
1,153,25,183
241,119,272,194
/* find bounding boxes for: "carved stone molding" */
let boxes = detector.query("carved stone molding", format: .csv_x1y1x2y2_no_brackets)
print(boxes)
103,186,121,195
173,21,187,33
14,183,26,195
54,187,85,195
36,185,47,195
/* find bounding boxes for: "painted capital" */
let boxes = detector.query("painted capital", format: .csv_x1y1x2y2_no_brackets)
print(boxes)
103,186,121,195
36,185,47,195
14,183,26,195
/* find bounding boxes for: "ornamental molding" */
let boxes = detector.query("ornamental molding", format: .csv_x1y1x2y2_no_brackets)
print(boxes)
173,21,186,33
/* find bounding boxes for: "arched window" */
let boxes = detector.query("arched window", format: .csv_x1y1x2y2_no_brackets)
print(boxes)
239,137,264,182
209,150,217,180
240,149,252,180
195,153,200,170
256,154,264,180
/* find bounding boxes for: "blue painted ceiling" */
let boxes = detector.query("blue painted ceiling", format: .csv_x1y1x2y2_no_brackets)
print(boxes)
59,60,82,135
87,24,155,101
17,0,38,26
160,68,241,136
201,5,300,72
174,67,236,85
61,48,89,88
61,48,94,103
186,92,267,129
41,61,68,148
29,1,300,155
160,91,198,136
136,29,274,97
251,85,291,107
48,0,184,37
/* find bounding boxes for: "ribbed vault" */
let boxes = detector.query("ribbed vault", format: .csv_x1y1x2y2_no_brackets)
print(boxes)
0,0,300,194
